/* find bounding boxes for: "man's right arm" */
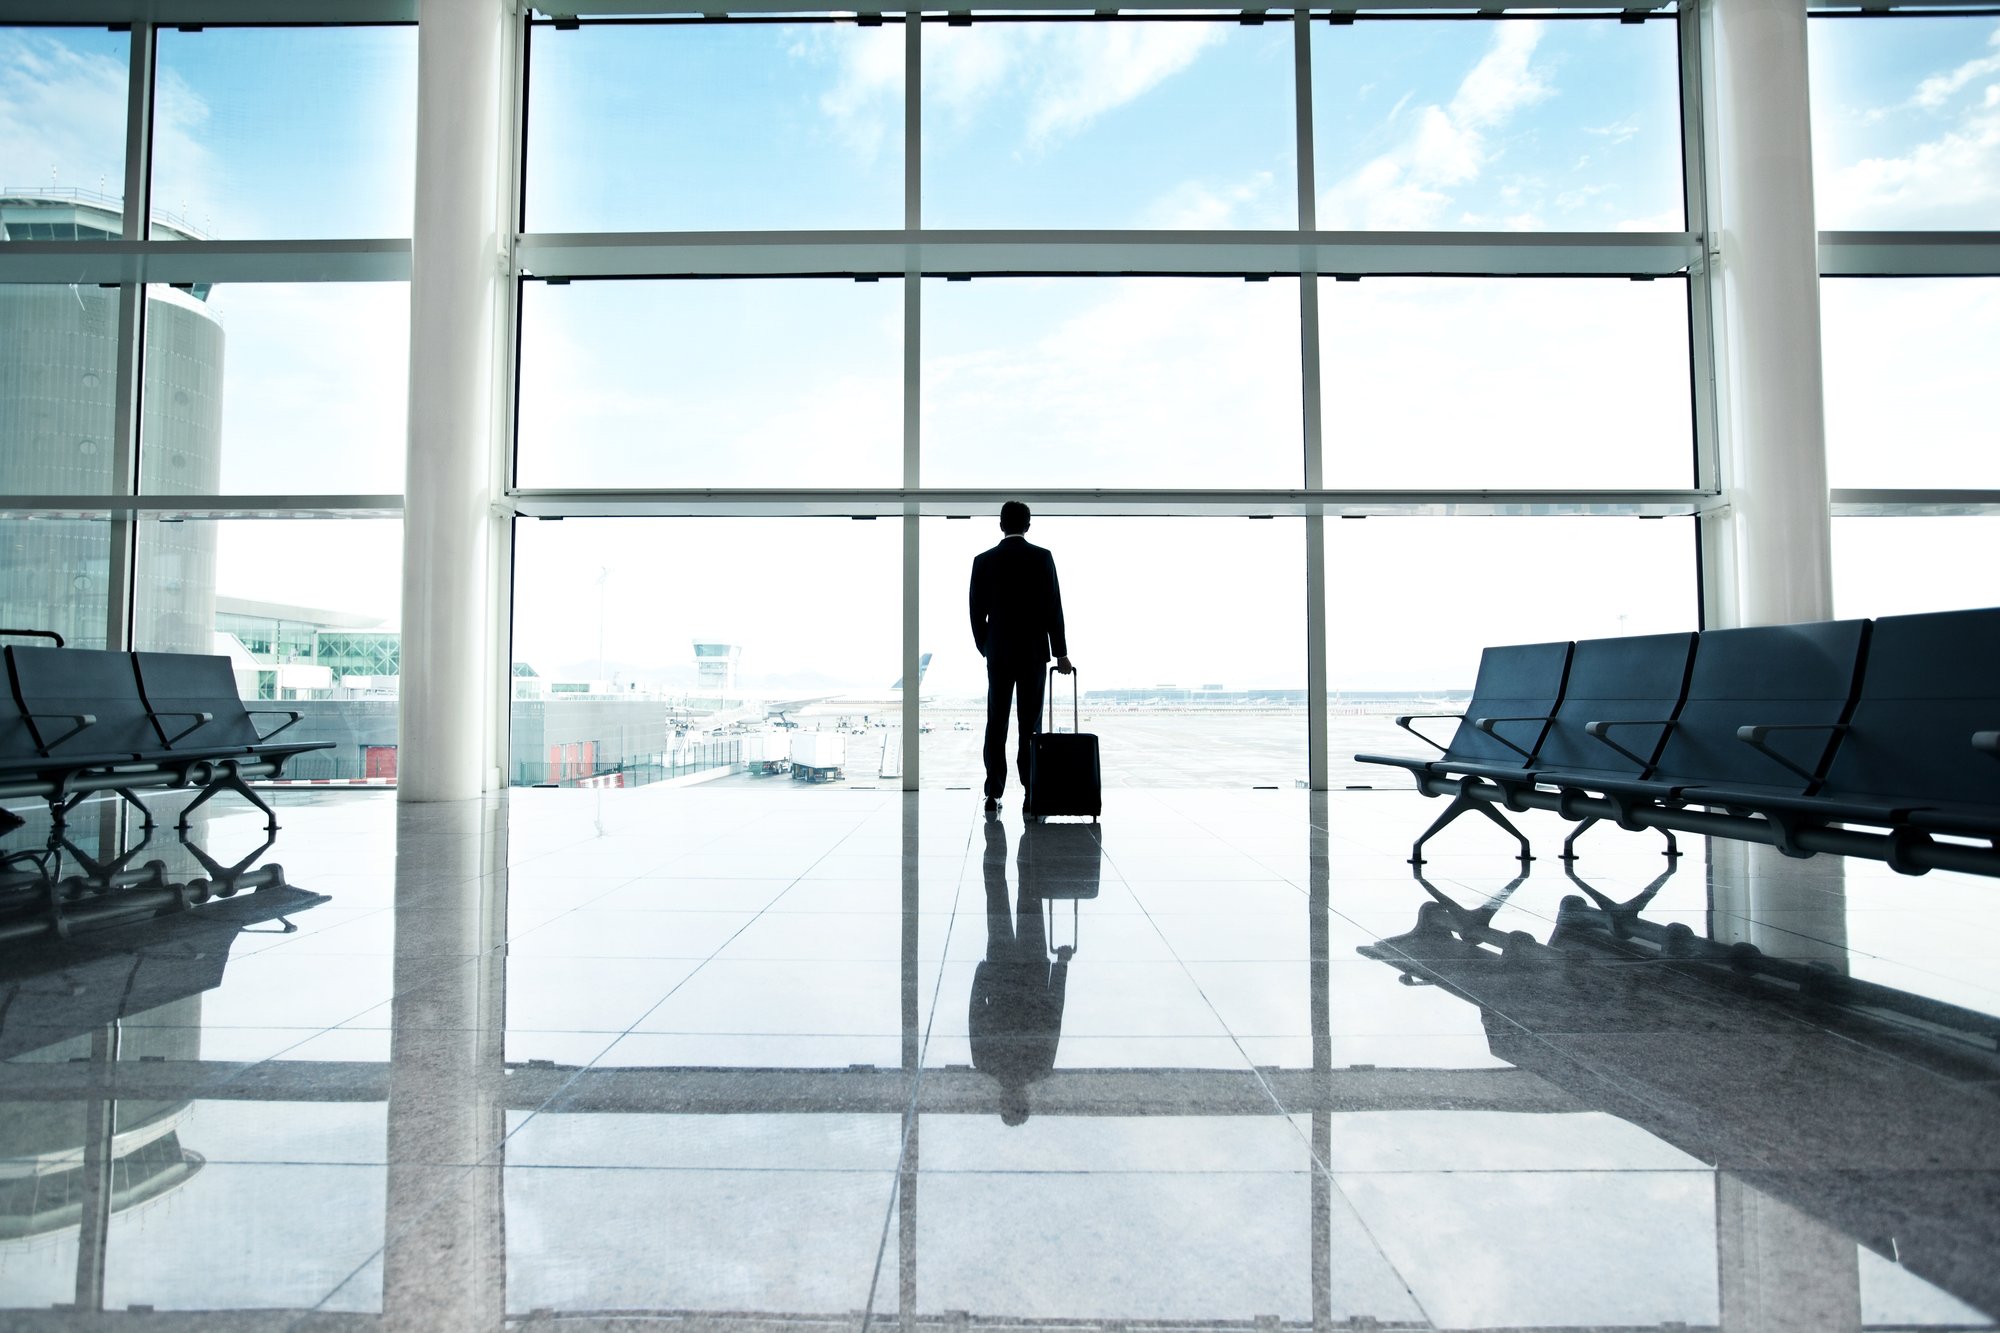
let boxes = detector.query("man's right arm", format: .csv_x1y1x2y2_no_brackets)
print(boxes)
968,557,989,658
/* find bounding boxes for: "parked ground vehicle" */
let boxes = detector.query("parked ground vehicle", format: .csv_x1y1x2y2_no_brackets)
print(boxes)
789,733,845,783
742,733,790,776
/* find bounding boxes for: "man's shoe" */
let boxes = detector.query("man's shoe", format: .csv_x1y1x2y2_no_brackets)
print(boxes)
983,796,998,812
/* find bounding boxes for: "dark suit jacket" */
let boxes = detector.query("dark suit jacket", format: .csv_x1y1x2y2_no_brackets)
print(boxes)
969,536,1068,664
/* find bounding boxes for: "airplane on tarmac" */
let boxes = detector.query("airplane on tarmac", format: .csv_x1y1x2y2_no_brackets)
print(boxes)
702,654,934,734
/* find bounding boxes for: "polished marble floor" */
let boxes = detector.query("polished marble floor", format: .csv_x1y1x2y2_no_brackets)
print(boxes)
1,783,1997,1331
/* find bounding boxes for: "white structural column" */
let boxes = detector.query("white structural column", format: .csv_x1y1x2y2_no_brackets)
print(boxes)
401,0,509,800
1706,0,1834,627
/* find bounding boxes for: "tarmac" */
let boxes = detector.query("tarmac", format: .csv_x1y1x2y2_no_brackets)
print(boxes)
702,705,1426,792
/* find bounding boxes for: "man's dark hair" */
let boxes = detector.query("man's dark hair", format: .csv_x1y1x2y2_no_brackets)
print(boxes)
1000,501,1031,535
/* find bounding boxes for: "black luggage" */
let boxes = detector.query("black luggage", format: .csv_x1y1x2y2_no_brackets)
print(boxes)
1026,667,1101,822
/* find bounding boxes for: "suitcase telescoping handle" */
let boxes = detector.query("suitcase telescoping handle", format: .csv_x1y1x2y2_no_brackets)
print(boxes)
1046,664,1079,734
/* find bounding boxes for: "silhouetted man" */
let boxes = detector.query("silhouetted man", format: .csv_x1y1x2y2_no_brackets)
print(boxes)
969,502,1072,813
968,815,1072,1125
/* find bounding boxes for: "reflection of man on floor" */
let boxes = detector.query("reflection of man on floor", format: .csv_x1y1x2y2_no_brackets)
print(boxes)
968,501,1072,813
969,816,1072,1125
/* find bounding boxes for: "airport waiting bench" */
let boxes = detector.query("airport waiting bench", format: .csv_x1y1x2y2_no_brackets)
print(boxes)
1356,607,2000,879
0,632,332,832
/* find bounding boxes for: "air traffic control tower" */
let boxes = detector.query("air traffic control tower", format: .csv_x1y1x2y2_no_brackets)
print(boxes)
0,192,222,654
693,640,741,694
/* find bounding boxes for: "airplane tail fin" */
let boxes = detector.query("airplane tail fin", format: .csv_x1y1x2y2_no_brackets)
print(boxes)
892,652,933,691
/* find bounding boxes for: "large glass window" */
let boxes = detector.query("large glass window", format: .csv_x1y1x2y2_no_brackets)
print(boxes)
525,21,904,232
0,518,112,650
1832,516,2000,620
1320,278,1694,489
133,518,403,780
1820,278,2000,490
1312,18,1686,232
139,282,409,496
922,19,1296,228
151,26,416,240
516,278,902,489
0,28,131,238
1809,15,2000,231
510,517,900,789
0,284,125,495
921,516,1309,788
922,277,1304,488
1325,515,1698,786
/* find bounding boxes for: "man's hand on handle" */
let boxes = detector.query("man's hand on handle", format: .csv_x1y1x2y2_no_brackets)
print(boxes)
1055,656,1075,675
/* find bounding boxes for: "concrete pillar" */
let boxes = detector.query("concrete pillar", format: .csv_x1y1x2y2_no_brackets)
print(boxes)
401,0,509,800
1706,0,1834,628
1718,1172,1862,1333
383,800,508,1329
1708,838,1850,971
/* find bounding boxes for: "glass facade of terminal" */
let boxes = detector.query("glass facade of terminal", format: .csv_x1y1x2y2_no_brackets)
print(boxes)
2,7,1996,791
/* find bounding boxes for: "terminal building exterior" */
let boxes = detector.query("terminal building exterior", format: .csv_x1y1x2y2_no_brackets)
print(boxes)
0,195,220,657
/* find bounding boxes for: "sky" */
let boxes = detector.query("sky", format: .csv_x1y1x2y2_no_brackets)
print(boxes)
2,15,1997,694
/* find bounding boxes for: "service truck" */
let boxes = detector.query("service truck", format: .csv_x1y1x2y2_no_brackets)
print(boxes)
742,733,790,777
789,733,845,783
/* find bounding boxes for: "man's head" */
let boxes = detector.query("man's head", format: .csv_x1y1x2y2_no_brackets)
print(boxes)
999,501,1031,535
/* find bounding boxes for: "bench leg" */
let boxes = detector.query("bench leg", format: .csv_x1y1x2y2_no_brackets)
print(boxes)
46,788,155,831
114,787,156,830
180,827,279,898
1410,789,1533,868
178,772,279,833
1561,816,1679,865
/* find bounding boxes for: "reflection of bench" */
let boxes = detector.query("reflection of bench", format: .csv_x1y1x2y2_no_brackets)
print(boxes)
1357,607,2000,878
1,639,332,832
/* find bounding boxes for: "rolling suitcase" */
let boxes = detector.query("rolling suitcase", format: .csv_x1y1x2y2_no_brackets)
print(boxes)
1026,667,1101,822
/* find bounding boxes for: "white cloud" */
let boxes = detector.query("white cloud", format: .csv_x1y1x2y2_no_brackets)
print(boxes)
148,67,227,232
808,26,904,162
0,33,128,196
1141,170,1278,228
1025,25,1221,143
1819,102,2000,228
1911,27,2000,110
1586,117,1641,148
1317,25,1554,229
1448,25,1553,129
921,23,1222,148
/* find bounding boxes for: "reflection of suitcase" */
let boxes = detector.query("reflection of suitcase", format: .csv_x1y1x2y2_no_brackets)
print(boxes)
1027,667,1101,822
1019,821,1102,898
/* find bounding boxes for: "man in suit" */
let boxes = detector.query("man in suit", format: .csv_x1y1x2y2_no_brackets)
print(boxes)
969,502,1073,812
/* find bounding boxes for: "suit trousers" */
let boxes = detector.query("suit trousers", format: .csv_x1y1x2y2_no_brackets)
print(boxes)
983,656,1047,801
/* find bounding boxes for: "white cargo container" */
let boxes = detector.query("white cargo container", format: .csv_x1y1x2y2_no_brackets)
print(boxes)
742,732,790,776
789,733,846,782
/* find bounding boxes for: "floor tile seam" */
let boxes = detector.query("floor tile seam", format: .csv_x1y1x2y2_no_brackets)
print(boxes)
491,872,661,943
499,1164,906,1175
1854,953,2000,1002
1806,1023,2000,1092
299,1157,492,1319
469,862,831,1154
904,1164,1722,1177
560,812,889,1046
1104,855,1439,1328
1502,1028,1786,1173
147,973,482,1096
861,837,974,1333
